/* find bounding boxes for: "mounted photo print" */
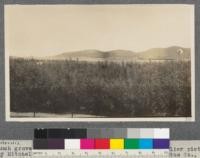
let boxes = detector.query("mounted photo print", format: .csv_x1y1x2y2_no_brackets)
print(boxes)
5,4,195,121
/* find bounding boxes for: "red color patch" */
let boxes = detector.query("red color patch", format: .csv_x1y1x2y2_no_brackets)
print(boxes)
95,139,110,149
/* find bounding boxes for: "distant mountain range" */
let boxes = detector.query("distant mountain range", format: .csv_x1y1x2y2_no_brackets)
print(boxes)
48,46,190,62
11,46,191,62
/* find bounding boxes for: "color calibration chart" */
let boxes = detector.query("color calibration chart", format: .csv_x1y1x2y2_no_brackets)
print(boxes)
33,128,169,157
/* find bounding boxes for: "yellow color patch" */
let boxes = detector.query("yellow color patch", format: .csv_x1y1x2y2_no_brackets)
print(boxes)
110,139,124,149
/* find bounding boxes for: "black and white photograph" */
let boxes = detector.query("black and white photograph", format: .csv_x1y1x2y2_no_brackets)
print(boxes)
5,4,194,121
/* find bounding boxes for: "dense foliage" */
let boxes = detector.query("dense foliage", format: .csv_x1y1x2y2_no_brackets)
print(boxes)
10,58,191,117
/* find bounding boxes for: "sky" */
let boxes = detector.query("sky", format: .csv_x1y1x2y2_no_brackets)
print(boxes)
5,4,194,57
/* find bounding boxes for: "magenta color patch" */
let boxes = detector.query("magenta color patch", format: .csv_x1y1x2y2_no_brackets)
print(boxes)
80,139,95,149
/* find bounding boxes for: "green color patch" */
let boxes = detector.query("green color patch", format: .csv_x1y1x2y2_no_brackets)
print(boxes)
124,139,139,149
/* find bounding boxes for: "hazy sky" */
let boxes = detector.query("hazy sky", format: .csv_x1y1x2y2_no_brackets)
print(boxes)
5,5,194,57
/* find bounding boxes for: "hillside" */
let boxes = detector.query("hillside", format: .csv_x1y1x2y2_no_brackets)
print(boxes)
139,46,191,60
47,46,191,62
52,49,137,62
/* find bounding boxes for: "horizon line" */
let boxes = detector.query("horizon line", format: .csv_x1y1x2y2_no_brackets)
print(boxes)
9,46,191,58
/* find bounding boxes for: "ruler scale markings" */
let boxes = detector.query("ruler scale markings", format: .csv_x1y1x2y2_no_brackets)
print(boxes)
32,149,169,157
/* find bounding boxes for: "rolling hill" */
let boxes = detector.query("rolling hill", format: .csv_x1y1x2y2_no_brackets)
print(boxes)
47,46,191,62
52,49,138,62
138,46,191,60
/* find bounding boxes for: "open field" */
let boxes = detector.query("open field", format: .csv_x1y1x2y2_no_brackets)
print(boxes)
10,58,191,118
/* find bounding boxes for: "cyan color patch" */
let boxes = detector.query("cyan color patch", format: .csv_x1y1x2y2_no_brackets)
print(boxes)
139,139,153,149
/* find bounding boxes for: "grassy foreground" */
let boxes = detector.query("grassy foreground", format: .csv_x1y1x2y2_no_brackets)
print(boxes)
10,58,191,117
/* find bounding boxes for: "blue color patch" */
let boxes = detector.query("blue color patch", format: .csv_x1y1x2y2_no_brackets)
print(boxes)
139,139,153,149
